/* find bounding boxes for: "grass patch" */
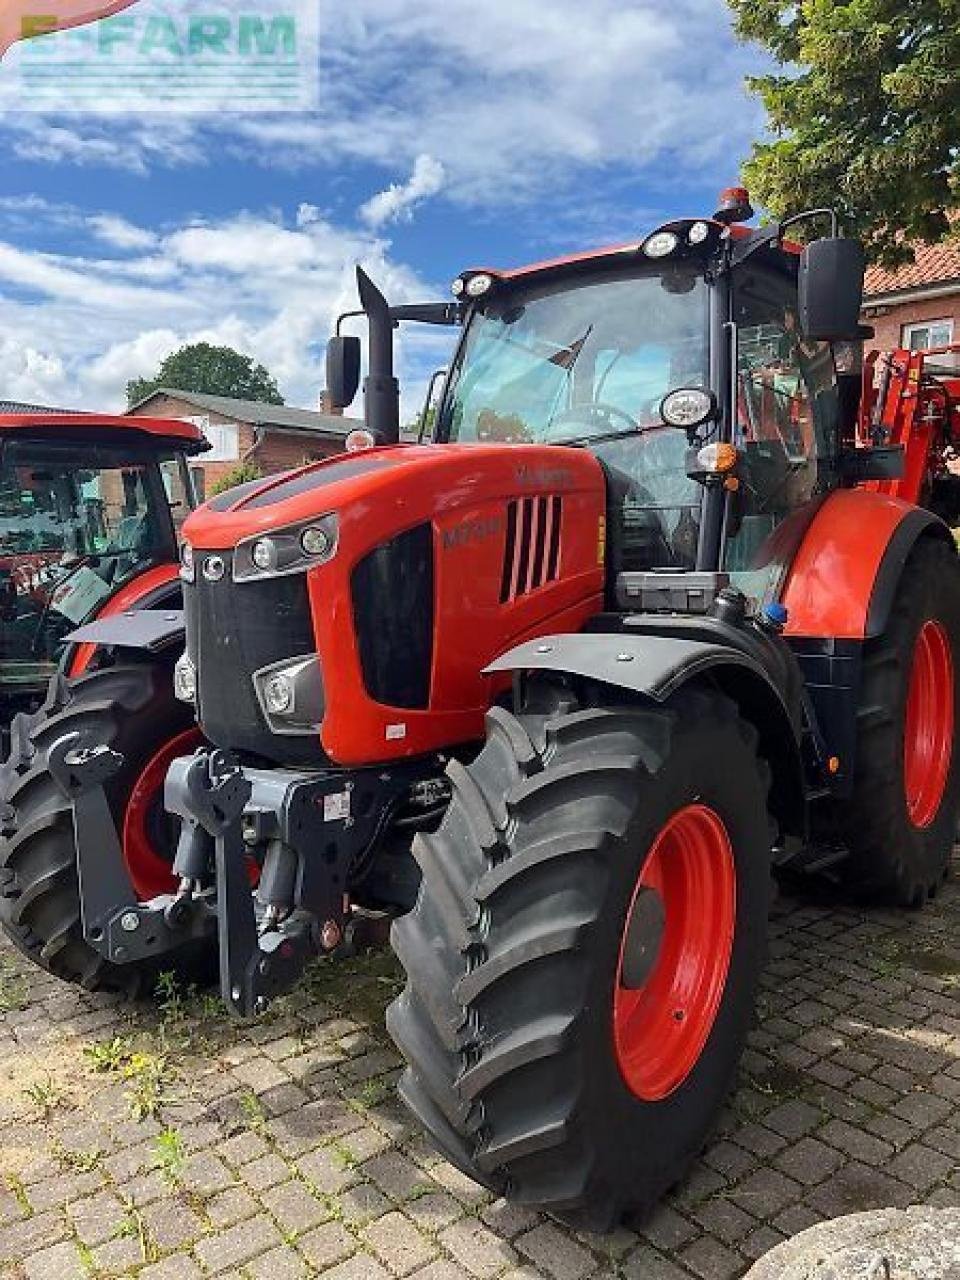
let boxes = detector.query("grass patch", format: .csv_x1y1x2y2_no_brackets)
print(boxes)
152,1128,186,1185
22,1075,69,1118
4,1172,31,1217
83,1035,175,1120
0,957,30,1013
238,1090,267,1131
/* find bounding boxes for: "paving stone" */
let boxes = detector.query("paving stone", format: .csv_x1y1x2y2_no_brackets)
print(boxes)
440,1216,518,1277
366,1209,438,1274
774,1135,845,1185
318,1255,392,1280
261,1177,330,1233
246,1245,312,1279
515,1222,595,1280
296,1220,356,1269
240,1152,292,1191
138,1256,205,1280
678,1233,743,1280
24,1242,85,1280
193,1214,282,1273
142,1195,206,1249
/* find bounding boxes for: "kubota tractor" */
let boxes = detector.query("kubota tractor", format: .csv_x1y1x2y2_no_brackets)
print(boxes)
4,189,960,1227
0,410,211,992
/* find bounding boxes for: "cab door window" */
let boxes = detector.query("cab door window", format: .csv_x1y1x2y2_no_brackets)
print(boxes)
725,267,838,598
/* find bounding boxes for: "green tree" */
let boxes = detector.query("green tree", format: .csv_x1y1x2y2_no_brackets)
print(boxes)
729,0,960,263
127,342,284,407
209,461,263,496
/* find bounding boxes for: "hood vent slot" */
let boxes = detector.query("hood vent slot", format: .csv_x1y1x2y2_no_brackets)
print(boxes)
500,495,562,603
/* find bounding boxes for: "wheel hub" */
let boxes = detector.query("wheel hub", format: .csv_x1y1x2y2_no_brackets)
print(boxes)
613,803,736,1102
904,618,954,830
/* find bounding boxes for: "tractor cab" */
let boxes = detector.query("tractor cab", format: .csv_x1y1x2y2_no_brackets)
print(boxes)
430,205,867,611
0,413,207,724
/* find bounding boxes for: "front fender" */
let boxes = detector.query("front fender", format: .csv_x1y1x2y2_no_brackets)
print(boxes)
486,631,806,841
67,608,185,655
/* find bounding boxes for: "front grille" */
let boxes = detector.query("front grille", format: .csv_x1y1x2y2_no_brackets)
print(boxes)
185,562,321,765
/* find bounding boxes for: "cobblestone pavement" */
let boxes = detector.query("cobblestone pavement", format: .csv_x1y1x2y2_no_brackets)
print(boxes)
0,858,958,1280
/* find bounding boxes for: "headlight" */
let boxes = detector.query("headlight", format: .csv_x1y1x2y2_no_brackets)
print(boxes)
253,655,324,734
174,651,196,703
263,673,293,715
300,525,332,557
660,387,718,432
233,513,339,582
179,542,194,583
465,272,493,297
643,231,679,259
688,220,710,245
251,538,275,571
451,276,466,298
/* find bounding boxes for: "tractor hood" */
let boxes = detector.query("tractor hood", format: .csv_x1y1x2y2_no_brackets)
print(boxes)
182,442,603,551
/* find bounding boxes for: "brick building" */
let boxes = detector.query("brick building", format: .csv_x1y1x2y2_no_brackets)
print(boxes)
126,388,361,498
862,242,960,352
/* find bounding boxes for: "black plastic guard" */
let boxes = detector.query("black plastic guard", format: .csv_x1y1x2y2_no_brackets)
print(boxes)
67,608,185,653
486,632,773,702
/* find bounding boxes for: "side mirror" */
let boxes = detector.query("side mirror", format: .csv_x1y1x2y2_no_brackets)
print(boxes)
325,335,361,409
798,237,866,341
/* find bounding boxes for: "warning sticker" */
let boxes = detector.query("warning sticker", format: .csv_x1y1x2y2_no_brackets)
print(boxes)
323,790,350,822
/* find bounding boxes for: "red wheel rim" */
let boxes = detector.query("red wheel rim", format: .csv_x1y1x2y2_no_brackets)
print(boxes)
613,804,736,1101
122,727,203,901
904,619,954,829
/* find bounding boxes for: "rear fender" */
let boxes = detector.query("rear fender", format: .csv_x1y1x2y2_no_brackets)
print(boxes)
781,489,953,641
486,633,806,840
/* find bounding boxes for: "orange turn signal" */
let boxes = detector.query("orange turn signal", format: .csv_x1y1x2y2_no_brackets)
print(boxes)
696,442,739,473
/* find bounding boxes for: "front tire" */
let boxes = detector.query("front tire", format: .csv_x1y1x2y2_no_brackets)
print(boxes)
387,684,772,1230
0,663,208,995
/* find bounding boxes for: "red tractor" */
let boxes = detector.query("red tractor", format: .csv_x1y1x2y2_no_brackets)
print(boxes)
4,191,960,1228
0,410,210,992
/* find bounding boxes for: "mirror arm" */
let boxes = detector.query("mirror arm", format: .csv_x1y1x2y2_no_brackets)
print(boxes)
335,310,364,337
389,302,462,327
730,208,840,269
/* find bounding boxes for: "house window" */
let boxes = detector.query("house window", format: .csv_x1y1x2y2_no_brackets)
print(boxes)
902,318,954,350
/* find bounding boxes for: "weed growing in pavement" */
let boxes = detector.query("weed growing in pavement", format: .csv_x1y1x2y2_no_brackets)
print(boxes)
84,1035,134,1074
82,1033,175,1119
0,956,29,1013
350,1077,392,1111
116,1197,157,1264
52,1142,103,1173
4,1172,31,1217
329,1140,359,1170
238,1089,267,1130
152,1127,186,1185
22,1075,69,1118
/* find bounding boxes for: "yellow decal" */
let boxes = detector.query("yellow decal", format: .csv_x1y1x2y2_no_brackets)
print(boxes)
597,515,606,566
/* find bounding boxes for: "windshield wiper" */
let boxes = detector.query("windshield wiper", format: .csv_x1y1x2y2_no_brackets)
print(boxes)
550,424,668,448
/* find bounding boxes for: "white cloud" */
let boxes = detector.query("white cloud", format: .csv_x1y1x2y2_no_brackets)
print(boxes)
359,154,445,228
0,202,450,419
0,0,763,211
88,214,158,251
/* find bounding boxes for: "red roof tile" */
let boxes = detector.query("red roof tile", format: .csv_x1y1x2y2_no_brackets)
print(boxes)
864,242,960,296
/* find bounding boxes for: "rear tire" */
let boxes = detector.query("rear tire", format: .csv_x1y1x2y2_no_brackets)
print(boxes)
387,684,772,1230
0,663,210,995
838,537,960,906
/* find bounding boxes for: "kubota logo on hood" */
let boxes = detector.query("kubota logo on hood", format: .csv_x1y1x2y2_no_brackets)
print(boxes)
0,0,139,58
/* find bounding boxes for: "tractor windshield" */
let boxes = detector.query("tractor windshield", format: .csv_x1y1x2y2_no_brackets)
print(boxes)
439,268,709,569
0,438,177,693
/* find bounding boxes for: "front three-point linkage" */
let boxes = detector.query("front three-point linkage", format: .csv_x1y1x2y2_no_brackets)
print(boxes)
45,732,215,964
164,749,314,1017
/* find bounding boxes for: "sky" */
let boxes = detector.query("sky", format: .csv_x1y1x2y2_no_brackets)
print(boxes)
0,0,767,420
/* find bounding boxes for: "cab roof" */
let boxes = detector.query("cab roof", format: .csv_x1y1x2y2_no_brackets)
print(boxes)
0,412,209,452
